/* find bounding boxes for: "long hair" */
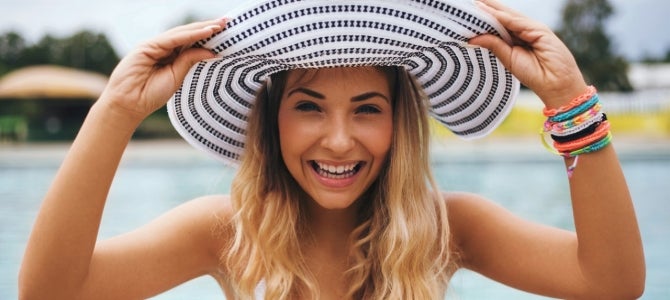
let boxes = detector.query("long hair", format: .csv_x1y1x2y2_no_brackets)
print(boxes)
225,67,455,299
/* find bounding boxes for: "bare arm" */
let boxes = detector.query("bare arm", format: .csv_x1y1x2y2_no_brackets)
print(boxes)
452,0,645,298
19,19,228,299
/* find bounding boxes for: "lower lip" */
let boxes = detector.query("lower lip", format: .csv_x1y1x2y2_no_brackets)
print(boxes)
311,165,360,189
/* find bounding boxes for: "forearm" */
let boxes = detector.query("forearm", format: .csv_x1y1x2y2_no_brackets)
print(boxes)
20,99,142,297
568,144,645,296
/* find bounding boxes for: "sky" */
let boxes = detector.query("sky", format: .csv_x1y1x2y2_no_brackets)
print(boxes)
1,0,669,61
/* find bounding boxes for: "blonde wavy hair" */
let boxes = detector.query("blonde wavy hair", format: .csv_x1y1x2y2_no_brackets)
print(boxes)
224,67,456,299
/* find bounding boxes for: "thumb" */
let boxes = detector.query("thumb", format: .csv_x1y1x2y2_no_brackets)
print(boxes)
469,34,513,70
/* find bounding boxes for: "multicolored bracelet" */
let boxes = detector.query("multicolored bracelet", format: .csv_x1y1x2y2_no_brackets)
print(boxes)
541,86,612,178
543,85,598,117
550,113,607,143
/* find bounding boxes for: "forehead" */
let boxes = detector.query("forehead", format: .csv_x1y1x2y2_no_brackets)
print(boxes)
284,67,390,90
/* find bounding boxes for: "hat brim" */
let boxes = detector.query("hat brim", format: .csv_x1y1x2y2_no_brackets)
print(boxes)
168,0,520,165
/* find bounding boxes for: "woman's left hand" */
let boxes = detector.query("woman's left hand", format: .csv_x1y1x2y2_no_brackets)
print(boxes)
469,0,587,108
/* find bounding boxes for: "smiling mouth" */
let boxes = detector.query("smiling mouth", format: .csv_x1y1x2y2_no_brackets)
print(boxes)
310,161,364,179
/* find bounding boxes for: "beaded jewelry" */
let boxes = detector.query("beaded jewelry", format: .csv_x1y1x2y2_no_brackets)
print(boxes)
541,86,612,178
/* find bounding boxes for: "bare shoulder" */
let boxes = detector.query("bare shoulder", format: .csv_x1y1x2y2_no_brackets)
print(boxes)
179,194,235,252
443,191,497,217
168,194,234,230
442,191,493,235
441,191,517,261
186,194,234,221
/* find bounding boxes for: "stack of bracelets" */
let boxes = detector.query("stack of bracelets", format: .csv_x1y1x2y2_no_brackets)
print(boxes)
542,86,612,178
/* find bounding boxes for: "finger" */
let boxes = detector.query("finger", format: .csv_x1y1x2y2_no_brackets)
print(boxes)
477,0,548,36
161,22,226,51
476,0,524,18
468,34,514,70
171,48,217,85
476,0,522,30
144,24,224,62
165,18,228,35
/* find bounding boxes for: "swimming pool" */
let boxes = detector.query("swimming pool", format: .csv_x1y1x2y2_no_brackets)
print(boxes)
1,139,668,299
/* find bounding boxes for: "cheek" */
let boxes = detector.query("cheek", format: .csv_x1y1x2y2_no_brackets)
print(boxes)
277,109,313,165
277,110,296,159
359,117,394,159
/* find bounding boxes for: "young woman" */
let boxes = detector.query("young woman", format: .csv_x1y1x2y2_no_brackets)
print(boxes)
19,0,644,299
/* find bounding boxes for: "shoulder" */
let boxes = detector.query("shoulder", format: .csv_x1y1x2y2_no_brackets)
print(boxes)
442,191,495,218
183,194,235,240
442,191,515,235
442,191,492,237
158,195,235,265
442,191,515,261
185,194,234,220
171,194,234,228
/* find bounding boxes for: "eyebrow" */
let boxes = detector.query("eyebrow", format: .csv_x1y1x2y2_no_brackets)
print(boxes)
352,92,389,103
288,87,324,99
287,88,389,103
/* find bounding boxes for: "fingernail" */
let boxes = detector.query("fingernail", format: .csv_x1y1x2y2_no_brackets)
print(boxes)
204,24,222,31
459,42,479,49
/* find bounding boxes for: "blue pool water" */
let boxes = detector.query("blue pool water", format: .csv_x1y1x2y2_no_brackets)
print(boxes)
1,139,668,299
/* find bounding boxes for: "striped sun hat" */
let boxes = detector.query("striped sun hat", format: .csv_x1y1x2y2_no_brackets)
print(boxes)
167,0,520,165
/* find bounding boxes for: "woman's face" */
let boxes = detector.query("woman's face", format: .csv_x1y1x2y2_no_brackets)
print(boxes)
278,67,393,210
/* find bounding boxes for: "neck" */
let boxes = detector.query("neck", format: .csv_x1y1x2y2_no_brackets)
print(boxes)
304,198,361,254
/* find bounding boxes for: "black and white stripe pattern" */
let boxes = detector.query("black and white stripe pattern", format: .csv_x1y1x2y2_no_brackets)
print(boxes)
168,0,520,165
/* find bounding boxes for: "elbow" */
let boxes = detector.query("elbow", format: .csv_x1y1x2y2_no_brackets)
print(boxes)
582,275,646,300
582,257,646,299
601,285,645,300
615,263,646,299
573,265,646,300
622,277,646,300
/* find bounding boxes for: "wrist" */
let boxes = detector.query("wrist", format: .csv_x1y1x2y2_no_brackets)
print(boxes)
539,81,589,109
89,98,146,134
539,85,613,178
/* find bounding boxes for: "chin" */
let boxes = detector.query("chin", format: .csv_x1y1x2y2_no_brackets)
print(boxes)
308,193,361,211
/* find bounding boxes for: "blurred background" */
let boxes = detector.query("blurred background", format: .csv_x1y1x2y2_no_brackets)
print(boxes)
1,0,668,299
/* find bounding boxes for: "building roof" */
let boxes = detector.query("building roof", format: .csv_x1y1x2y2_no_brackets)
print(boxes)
0,65,108,99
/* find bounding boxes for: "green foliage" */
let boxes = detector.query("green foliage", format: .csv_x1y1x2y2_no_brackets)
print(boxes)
0,31,27,75
556,0,633,92
0,30,120,77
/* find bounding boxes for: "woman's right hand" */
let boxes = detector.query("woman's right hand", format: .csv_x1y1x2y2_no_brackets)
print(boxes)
99,19,226,123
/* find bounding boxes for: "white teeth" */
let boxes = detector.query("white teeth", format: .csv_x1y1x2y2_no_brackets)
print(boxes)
315,162,359,177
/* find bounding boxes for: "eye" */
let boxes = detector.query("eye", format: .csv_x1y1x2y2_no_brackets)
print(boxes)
295,101,321,112
356,104,382,114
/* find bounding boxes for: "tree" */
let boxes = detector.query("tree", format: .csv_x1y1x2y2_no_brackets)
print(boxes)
59,31,120,74
0,30,120,76
556,0,633,92
0,31,28,76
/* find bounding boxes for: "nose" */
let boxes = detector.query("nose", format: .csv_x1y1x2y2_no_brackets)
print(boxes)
320,115,356,155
